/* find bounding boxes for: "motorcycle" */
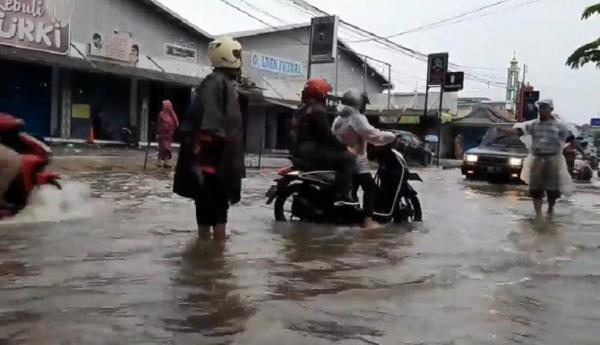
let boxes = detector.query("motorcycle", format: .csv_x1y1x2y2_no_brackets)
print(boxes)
266,141,423,225
0,114,61,220
572,152,594,182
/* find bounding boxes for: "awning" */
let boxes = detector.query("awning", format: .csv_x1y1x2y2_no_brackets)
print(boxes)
264,97,300,109
0,46,202,87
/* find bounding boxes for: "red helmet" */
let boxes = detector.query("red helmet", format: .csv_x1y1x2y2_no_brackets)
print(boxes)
302,79,331,103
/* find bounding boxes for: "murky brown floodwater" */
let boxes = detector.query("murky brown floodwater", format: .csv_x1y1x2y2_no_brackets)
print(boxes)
1,166,599,345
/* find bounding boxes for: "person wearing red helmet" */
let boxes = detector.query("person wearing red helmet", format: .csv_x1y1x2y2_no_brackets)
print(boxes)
290,79,357,206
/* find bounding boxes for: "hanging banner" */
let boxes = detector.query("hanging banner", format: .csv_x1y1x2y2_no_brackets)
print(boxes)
0,0,77,55
88,32,140,65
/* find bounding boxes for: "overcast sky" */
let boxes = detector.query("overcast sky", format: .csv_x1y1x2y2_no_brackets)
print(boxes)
159,0,599,124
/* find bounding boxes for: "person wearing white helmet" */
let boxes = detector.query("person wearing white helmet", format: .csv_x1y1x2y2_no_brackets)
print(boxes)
174,37,245,242
501,98,576,217
332,89,396,229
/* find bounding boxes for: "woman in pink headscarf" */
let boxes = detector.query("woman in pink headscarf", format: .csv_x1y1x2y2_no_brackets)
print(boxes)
156,100,179,168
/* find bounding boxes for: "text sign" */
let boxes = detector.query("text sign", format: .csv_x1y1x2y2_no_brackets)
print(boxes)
591,118,600,128
165,43,197,62
443,71,464,92
0,0,77,55
250,51,303,76
310,15,338,64
427,52,449,86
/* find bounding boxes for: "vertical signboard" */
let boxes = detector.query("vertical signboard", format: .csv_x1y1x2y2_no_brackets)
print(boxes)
427,53,449,86
309,15,339,64
0,0,77,55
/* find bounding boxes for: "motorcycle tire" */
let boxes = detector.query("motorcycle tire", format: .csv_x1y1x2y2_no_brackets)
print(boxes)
393,194,422,223
274,183,303,222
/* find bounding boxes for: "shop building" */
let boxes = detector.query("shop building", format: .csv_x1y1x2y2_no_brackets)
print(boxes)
228,24,391,153
0,0,213,142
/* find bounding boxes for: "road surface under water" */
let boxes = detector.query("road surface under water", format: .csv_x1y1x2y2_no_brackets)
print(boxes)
0,166,599,345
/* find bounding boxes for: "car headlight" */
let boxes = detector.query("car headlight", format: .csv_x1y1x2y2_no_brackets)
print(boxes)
464,154,478,163
509,158,523,166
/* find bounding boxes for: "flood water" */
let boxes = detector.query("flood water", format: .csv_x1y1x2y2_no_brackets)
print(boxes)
1,166,599,344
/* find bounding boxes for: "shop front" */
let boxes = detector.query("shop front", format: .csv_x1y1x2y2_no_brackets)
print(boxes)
0,0,213,144
0,60,52,137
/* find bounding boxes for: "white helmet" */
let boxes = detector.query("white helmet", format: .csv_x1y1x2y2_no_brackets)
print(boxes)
208,37,242,69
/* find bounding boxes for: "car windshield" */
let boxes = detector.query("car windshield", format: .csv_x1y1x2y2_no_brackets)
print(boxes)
481,126,525,148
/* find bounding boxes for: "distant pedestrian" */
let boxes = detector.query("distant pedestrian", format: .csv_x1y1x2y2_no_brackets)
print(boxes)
500,99,575,217
454,134,464,159
157,100,179,168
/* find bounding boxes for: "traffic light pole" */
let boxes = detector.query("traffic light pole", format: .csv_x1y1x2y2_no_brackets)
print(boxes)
437,87,444,167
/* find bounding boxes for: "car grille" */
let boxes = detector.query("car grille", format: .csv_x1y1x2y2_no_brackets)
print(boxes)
478,156,508,165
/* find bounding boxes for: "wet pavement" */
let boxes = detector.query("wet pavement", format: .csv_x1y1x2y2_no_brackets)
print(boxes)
1,161,599,345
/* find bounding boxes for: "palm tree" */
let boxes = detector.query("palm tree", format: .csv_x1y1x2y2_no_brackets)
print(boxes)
566,3,600,69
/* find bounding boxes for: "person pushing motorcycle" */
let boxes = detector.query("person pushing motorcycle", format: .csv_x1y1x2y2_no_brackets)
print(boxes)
332,89,396,229
290,79,357,206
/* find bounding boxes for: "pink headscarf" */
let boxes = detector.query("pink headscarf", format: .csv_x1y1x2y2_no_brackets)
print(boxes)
159,100,179,130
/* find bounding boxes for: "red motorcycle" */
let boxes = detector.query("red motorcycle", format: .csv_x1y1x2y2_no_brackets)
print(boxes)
0,114,61,220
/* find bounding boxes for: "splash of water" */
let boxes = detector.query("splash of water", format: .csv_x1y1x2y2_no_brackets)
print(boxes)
2,181,99,225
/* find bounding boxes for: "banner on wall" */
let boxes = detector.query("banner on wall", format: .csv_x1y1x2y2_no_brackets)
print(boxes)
88,32,140,65
250,51,303,76
0,0,77,55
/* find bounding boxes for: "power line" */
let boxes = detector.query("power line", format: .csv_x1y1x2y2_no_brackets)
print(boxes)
287,0,506,87
350,0,514,42
217,0,393,82
218,0,308,44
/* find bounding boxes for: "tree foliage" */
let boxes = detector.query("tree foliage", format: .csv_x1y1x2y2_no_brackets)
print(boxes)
567,3,600,69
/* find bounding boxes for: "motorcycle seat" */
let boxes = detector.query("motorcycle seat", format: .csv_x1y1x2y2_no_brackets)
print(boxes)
300,171,336,184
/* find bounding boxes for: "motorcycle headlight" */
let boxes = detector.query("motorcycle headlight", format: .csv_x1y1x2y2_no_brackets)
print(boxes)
509,158,523,166
464,154,478,163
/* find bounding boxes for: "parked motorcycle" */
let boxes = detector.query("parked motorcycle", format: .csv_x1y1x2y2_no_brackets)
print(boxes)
266,141,423,225
0,114,61,220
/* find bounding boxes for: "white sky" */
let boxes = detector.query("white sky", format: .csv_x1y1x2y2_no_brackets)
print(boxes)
159,0,599,124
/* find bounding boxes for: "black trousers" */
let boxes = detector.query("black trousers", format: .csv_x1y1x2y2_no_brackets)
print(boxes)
352,173,377,217
195,174,229,226
297,144,355,200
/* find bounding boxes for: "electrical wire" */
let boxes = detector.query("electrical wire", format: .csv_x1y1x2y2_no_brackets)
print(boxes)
350,0,514,42
287,0,507,87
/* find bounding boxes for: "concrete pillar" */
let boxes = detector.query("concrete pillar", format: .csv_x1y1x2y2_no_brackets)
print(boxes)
139,81,150,142
129,78,139,128
266,109,278,150
50,66,60,137
60,70,72,139
245,97,266,154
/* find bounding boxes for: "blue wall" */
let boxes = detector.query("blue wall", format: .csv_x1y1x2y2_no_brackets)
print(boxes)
0,60,51,137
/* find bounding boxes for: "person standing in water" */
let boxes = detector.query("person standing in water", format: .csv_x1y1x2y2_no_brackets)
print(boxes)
500,99,576,217
173,37,245,242
156,100,179,168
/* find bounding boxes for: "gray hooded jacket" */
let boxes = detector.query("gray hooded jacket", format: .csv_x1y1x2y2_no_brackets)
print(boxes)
332,105,396,173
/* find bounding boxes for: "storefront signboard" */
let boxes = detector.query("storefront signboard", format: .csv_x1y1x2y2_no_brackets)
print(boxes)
89,32,140,65
72,104,90,119
165,43,197,62
0,0,76,55
250,51,303,77
399,115,421,125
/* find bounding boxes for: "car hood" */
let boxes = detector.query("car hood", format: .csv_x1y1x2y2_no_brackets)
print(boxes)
466,146,528,158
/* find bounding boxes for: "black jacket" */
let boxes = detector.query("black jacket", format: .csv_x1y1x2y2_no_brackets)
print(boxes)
173,71,245,204
290,104,346,155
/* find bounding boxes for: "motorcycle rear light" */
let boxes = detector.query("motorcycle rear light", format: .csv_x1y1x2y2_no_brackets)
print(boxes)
277,167,293,176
